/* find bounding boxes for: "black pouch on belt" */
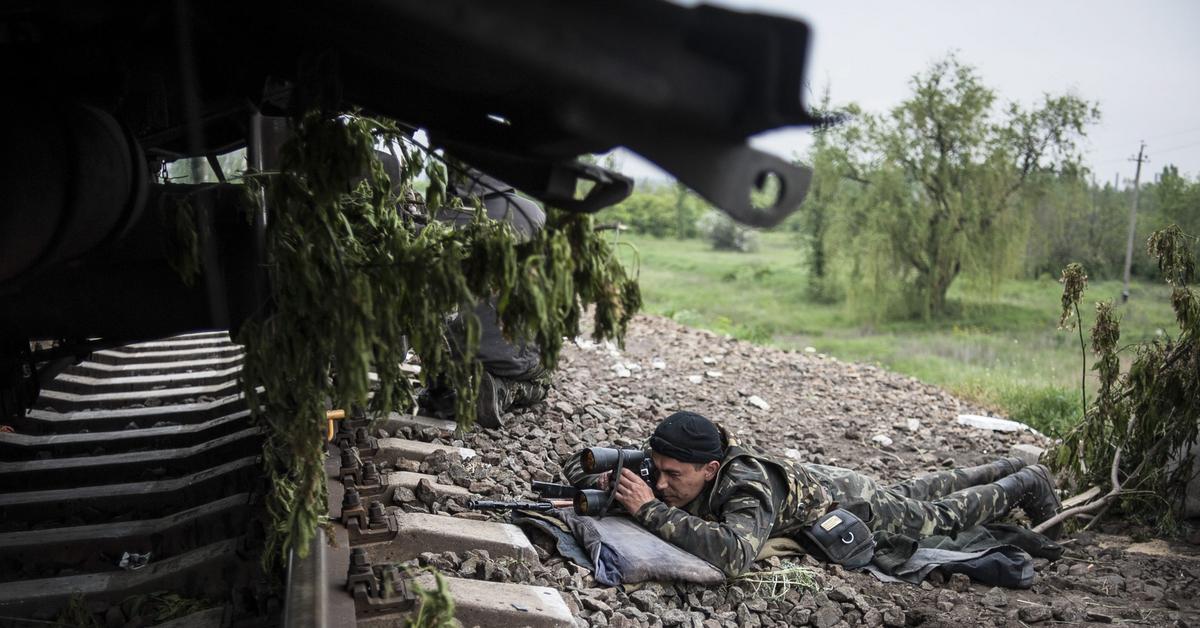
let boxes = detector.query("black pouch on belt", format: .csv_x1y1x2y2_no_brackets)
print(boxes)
800,508,875,569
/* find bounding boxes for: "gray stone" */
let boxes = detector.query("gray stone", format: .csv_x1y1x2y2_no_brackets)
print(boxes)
661,609,689,627
882,608,905,627
393,486,417,504
948,572,972,592
415,478,438,506
395,458,422,473
981,587,1008,608
811,605,842,628
1018,605,1053,624
1051,600,1081,622
1010,443,1046,466
630,590,658,612
735,604,759,628
610,614,635,628
1094,574,1126,594
827,586,856,603
459,557,480,577
581,596,613,615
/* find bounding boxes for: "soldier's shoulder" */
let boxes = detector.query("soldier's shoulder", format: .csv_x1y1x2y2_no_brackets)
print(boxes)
717,455,775,490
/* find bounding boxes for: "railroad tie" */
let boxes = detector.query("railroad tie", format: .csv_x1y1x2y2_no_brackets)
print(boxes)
334,436,575,628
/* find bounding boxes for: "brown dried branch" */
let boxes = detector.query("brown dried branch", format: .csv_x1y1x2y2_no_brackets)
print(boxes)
1034,444,1122,535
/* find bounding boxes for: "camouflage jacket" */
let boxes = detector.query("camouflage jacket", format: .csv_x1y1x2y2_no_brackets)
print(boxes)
561,425,834,576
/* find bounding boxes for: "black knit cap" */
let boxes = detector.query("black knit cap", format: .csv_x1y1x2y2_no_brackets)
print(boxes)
649,411,724,464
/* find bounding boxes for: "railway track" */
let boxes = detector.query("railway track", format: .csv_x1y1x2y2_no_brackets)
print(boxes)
0,334,574,627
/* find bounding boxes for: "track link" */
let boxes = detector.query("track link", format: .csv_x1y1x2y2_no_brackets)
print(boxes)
2,332,574,627
0,332,271,627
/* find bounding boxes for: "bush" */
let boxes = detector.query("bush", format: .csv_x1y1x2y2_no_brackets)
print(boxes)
698,211,759,252
1052,226,1200,529
595,183,705,239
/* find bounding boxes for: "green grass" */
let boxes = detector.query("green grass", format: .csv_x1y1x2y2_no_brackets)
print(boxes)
612,231,1179,436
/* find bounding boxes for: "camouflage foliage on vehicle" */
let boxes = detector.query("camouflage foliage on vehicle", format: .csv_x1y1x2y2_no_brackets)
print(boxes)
236,112,640,569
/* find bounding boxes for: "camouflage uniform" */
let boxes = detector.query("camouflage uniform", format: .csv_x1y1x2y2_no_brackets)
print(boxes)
485,364,552,410
562,424,1026,576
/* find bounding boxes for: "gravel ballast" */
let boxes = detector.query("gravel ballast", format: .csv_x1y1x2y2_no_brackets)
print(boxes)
387,315,1200,628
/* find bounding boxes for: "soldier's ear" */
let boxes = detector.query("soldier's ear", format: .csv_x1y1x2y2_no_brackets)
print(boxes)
702,460,720,481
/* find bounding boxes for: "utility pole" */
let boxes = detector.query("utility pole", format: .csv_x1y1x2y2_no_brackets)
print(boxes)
1121,142,1149,303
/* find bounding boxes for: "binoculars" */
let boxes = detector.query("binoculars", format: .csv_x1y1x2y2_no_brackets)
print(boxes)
573,447,656,517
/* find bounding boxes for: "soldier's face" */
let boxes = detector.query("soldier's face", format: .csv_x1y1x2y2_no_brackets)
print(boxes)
651,453,720,507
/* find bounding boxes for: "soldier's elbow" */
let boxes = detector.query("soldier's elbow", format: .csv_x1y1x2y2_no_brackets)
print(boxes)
721,545,758,578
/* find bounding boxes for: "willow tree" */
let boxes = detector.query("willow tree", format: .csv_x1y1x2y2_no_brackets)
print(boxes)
797,89,862,302
821,55,1098,319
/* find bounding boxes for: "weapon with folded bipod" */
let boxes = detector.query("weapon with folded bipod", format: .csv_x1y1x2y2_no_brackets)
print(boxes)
467,481,578,512
468,499,574,511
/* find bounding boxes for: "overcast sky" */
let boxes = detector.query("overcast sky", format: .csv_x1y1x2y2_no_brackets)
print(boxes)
617,0,1200,185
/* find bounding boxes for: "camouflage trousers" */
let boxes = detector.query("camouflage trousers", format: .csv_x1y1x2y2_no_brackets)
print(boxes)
492,364,551,412
806,458,1025,538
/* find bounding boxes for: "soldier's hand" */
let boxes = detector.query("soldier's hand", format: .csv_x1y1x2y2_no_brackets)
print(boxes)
596,474,610,490
613,468,655,514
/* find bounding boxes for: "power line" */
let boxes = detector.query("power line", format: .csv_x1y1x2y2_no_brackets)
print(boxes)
1090,139,1200,167
1091,125,1200,152
1152,138,1200,155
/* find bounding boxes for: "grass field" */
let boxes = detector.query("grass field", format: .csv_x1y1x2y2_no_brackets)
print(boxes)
611,231,1179,436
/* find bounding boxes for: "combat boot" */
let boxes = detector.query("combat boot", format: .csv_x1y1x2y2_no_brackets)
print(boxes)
476,372,505,429
995,464,1062,539
509,377,550,407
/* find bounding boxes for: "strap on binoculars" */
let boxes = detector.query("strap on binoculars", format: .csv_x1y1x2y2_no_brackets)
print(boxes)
595,448,628,518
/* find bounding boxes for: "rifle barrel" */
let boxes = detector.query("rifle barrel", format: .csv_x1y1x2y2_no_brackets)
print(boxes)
469,499,555,511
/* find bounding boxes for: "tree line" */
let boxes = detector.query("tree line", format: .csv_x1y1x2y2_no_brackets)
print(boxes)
599,54,1200,320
